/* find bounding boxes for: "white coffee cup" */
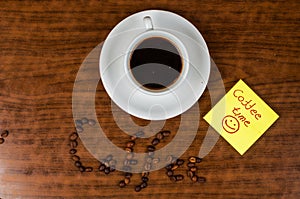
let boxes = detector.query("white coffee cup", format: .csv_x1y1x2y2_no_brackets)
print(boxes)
100,10,210,120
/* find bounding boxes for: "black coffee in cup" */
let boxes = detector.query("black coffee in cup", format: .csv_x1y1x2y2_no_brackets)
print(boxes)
129,37,182,91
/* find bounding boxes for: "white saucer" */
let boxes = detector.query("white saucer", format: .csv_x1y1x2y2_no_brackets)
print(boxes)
100,10,210,120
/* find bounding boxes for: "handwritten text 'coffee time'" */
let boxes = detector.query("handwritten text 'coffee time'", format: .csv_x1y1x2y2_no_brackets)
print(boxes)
232,89,262,127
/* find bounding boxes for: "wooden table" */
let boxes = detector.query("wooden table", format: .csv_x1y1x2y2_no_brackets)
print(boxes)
0,1,299,198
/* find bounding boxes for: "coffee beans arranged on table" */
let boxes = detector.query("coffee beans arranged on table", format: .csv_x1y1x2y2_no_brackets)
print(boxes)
186,156,206,183
98,154,116,175
75,117,96,133
69,121,206,192
119,131,143,188
68,131,93,172
133,130,173,192
0,130,9,145
70,117,101,172
164,156,185,182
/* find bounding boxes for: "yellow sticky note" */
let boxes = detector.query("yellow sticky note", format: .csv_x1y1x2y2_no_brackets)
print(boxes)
203,79,279,155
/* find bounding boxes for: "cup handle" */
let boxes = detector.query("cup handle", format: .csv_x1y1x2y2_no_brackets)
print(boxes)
143,16,153,31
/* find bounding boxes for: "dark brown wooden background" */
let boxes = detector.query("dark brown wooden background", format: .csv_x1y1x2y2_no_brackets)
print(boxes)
0,0,299,198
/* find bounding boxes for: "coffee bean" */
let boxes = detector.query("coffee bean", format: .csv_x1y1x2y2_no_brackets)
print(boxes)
126,152,134,160
147,145,155,152
140,182,148,189
123,159,130,166
146,157,153,163
161,130,171,137
69,132,78,141
130,135,137,141
187,162,195,167
130,159,138,165
195,157,202,163
105,155,112,161
75,161,82,168
175,174,184,181
165,164,172,170
135,185,142,192
171,157,177,164
170,176,176,182
135,131,144,138
144,163,151,171
141,171,149,177
151,138,160,146
189,156,197,163
125,172,132,179
88,119,96,126
1,130,9,138
104,167,110,174
190,166,197,172
119,180,126,188
156,132,164,140
70,140,78,149
124,178,130,185
85,167,93,172
166,170,174,177
75,119,83,126
98,164,106,171
191,175,198,182
0,138,4,144
71,155,80,162
166,155,177,164
197,176,206,183
81,117,88,124
152,158,160,164
79,166,86,172
187,171,194,178
110,166,116,172
125,147,133,153
142,176,149,182
166,155,174,163
171,164,178,171
176,159,184,166
103,161,109,167
76,126,83,133
126,141,135,148
69,149,77,155
109,159,116,166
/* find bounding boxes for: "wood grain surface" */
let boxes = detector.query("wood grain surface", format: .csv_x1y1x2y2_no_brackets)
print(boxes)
0,0,299,198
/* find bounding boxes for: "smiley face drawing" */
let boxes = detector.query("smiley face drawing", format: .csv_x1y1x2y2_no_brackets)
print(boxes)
222,115,240,134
